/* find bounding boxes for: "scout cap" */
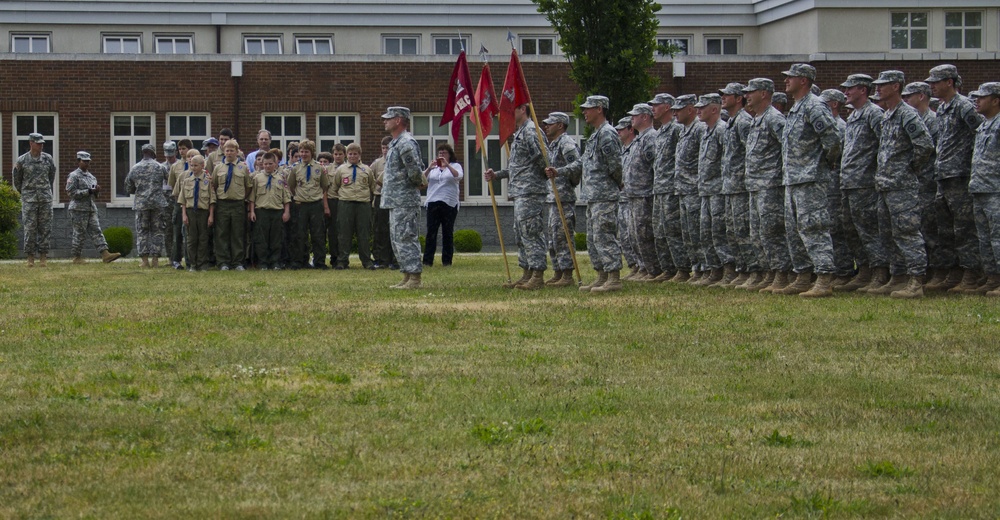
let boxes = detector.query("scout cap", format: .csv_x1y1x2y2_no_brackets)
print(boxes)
28,132,45,144
820,89,846,104
841,74,874,88
204,137,220,147
542,111,570,126
902,82,931,97
648,93,675,105
970,82,1000,98
614,116,632,130
718,83,746,96
872,70,905,85
163,140,177,156
772,92,788,104
141,143,156,155
381,106,411,120
626,103,653,116
76,151,91,161
580,95,609,109
925,64,960,84
671,94,698,109
742,78,774,93
782,63,817,81
694,94,722,108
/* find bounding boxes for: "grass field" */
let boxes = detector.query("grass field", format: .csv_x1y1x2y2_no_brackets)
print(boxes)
1,255,999,518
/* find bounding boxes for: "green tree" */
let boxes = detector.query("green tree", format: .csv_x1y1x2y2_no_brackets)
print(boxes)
532,0,674,122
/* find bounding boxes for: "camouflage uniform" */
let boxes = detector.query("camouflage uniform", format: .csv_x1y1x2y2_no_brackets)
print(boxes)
65,166,109,256
675,117,707,270
652,119,685,272
826,114,857,277
968,84,1000,275
125,155,169,256
934,92,984,270
721,108,761,274
916,106,945,270
617,134,638,271
623,122,660,276
698,114,731,271
840,99,890,270
546,132,581,272
494,119,548,271
381,130,426,275
745,105,790,271
11,148,56,257
781,91,842,275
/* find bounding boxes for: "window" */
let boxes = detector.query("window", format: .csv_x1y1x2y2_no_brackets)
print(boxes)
945,11,982,49
11,34,50,53
166,114,211,152
657,37,689,57
706,36,738,55
103,35,141,54
411,114,450,197
463,113,505,201
262,114,305,157
890,12,929,50
383,35,419,55
520,36,555,55
433,37,468,55
316,114,359,154
111,114,154,202
155,35,192,54
244,36,282,55
13,114,59,203
295,36,333,55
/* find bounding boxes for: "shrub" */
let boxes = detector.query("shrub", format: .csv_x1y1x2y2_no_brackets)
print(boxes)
574,232,587,251
103,227,134,257
0,231,18,260
0,181,21,235
453,229,482,253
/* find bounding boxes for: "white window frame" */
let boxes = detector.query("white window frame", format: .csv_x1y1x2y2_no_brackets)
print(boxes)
261,114,306,158
520,36,556,56
154,35,193,54
103,34,142,54
409,113,451,201
890,11,929,50
944,11,983,50
316,113,360,154
705,35,739,55
12,113,59,205
294,35,334,55
382,35,420,55
110,113,155,204
244,35,282,55
432,36,468,55
657,36,690,57
166,113,211,153
462,113,506,203
11,34,50,53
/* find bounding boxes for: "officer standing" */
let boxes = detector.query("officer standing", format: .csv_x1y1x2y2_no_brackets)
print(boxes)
12,132,56,267
380,106,426,289
819,88,857,285
672,94,707,282
621,103,660,282
649,93,687,283
969,82,1000,296
65,151,121,264
124,143,169,268
541,111,581,287
718,83,761,288
902,82,945,287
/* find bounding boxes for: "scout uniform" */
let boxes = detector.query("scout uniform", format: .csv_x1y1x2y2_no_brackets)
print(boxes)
287,159,331,269
177,168,216,271
332,161,376,269
168,154,192,268
250,168,291,270
370,153,396,268
212,157,252,270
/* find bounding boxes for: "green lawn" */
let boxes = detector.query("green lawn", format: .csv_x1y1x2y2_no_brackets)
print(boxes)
1,256,999,518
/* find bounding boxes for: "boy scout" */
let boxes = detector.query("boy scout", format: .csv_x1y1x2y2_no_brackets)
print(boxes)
249,152,291,270
212,139,252,271
65,151,121,264
178,155,216,271
287,139,331,269
325,143,347,268
332,143,376,269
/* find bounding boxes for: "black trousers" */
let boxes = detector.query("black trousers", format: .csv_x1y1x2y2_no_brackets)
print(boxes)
423,201,458,266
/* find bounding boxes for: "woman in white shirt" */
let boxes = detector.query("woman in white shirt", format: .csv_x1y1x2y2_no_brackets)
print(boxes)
423,143,463,266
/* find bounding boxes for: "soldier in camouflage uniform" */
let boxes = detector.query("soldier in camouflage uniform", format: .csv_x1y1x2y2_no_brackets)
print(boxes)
541,112,581,286
719,83,761,288
649,93,688,282
871,70,935,298
548,95,624,293
819,88,858,284
65,151,121,264
693,94,732,286
742,79,791,292
772,92,789,115
380,107,426,289
125,143,170,267
615,117,640,278
672,95,707,282
968,83,1000,295
925,65,985,293
902,82,945,286
622,103,661,281
778,64,842,298
160,141,179,263
11,133,56,266
486,103,549,290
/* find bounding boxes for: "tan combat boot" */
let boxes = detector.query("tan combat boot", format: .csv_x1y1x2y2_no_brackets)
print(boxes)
800,273,834,298
503,268,531,289
869,274,907,295
712,264,737,287
140,255,150,268
973,274,1000,295
151,257,159,268
645,270,672,283
922,268,948,289
779,271,814,295
592,270,622,292
856,267,890,293
38,254,47,267
631,269,650,282
667,269,690,283
728,271,750,288
544,270,564,285
687,270,704,284
889,275,923,299
551,270,576,287
580,271,608,292
836,266,871,292
72,256,86,264
26,254,35,267
622,265,640,281
517,270,545,290
101,249,121,263
749,271,774,291
390,273,411,288
760,271,789,294
402,272,422,289
928,267,963,291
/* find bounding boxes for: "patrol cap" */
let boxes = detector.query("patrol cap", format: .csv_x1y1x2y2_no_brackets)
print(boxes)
810,84,822,96
872,70,905,85
626,103,653,116
820,89,846,104
163,140,177,157
141,143,156,155
902,82,932,97
28,132,45,144
580,95,609,109
381,106,411,120
841,74,874,88
694,94,722,108
870,91,882,102
648,93,675,106
772,92,788,104
720,109,730,121
742,78,775,94
614,116,632,130
671,94,698,109
718,83,746,96
924,64,960,84
542,112,570,126
970,82,1000,98
76,151,91,161
782,63,817,81
204,137,220,147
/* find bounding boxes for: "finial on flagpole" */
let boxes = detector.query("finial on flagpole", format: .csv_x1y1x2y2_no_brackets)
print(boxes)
506,30,516,49
479,43,488,63
458,32,465,53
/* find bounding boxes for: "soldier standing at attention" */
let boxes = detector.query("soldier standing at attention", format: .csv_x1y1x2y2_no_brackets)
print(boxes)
160,141,179,263
968,83,1000,296
818,88,857,286
672,94,707,283
540,111,581,287
718,83,761,288
12,132,56,267
125,144,169,268
902,82,945,288
621,103,661,282
381,106,426,289
693,94,732,287
486,103,549,290
211,139,252,271
648,93,687,283
65,151,121,264
615,116,640,280
547,95,624,293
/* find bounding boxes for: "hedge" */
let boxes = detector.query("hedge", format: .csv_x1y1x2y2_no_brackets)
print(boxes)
103,227,134,257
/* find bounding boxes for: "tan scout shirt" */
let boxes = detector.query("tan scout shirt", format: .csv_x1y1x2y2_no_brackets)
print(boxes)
177,172,216,210
332,162,375,203
213,160,252,201
287,160,330,203
371,156,386,197
252,171,292,210
326,162,344,200
169,160,190,200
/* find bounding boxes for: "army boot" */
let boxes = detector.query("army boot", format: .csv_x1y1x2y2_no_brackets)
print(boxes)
632,269,650,282
889,275,923,299
72,256,85,264
869,274,908,295
551,270,575,287
503,268,530,289
26,254,35,267
402,272,422,289
970,274,1000,295
922,268,947,289
580,271,608,292
927,267,963,291
760,271,789,294
836,265,871,292
947,269,981,294
750,271,774,291
140,255,150,268
800,273,834,298
151,257,159,268
517,270,545,290
622,265,640,281
646,270,672,283
728,271,750,288
544,270,563,285
779,271,814,295
687,270,704,284
38,254,47,267
592,270,622,292
667,269,690,283
857,267,890,293
390,273,411,289
101,249,121,263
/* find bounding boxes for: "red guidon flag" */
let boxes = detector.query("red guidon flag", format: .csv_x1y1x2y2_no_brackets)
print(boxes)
498,49,530,145
440,50,474,145
474,62,500,152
